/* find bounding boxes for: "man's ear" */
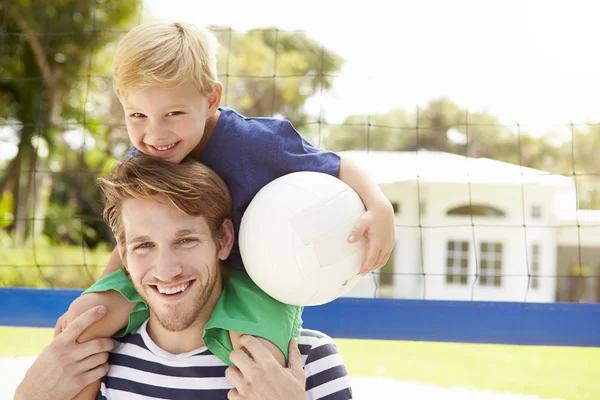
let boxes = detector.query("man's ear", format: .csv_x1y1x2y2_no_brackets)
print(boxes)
218,219,234,261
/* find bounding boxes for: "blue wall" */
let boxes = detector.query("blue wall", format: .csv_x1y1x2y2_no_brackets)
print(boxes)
1,288,599,347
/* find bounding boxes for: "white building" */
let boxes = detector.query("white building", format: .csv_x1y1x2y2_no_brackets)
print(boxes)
342,150,600,303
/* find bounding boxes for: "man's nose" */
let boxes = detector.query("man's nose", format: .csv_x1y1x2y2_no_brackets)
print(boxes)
152,246,183,282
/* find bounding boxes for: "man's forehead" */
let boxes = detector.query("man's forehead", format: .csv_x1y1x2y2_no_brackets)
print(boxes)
121,197,210,239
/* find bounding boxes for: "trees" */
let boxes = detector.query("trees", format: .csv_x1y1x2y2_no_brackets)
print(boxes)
0,9,346,246
212,26,344,127
0,0,140,242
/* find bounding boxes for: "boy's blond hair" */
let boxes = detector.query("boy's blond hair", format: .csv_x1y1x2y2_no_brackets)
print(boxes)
113,21,219,99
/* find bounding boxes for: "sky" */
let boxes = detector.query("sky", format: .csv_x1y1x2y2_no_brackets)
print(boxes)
3,0,600,161
144,0,600,137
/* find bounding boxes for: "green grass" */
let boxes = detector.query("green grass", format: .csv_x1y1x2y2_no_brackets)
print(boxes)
1,327,598,400
336,338,600,400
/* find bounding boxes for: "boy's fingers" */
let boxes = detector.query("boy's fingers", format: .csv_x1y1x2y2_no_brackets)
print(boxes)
360,244,379,275
348,216,368,243
57,305,107,344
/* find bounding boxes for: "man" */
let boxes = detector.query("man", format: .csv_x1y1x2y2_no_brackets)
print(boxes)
16,154,353,400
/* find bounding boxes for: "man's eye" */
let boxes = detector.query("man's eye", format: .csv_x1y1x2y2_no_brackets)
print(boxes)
178,238,198,246
136,242,153,249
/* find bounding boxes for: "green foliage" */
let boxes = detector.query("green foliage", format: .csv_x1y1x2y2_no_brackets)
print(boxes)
212,26,345,127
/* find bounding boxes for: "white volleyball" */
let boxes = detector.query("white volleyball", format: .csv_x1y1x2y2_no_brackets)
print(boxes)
239,171,366,306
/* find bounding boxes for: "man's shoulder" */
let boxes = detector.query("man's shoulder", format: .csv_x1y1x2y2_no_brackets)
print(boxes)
298,328,342,361
298,329,353,400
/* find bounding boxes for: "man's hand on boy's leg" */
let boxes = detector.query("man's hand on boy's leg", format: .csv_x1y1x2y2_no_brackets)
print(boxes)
348,199,396,276
226,336,305,400
53,311,68,337
229,331,286,367
15,306,113,400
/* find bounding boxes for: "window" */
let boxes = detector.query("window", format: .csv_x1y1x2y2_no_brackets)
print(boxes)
530,244,540,289
479,242,503,287
447,204,505,217
446,241,469,285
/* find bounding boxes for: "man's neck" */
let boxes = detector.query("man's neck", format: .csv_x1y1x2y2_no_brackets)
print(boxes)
146,314,207,354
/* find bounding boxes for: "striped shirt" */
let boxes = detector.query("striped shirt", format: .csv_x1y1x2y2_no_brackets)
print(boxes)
97,320,352,399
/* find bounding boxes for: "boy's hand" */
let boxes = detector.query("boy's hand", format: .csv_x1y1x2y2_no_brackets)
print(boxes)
349,200,395,275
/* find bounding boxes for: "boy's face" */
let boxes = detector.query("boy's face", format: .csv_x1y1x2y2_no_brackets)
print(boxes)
123,85,219,163
120,195,232,331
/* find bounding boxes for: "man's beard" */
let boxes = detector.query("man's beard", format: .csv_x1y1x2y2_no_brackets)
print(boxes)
136,263,220,332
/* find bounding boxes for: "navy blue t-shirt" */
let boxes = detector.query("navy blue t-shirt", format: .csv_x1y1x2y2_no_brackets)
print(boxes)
127,108,341,273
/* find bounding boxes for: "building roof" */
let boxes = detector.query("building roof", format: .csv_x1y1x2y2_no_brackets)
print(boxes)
338,150,575,187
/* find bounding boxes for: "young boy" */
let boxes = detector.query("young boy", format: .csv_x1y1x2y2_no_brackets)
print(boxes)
59,20,395,399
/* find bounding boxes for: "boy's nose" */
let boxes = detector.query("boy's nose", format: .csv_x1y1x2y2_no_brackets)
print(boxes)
147,121,169,140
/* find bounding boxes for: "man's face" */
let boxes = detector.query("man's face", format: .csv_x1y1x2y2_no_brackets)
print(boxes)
122,84,219,163
120,196,229,331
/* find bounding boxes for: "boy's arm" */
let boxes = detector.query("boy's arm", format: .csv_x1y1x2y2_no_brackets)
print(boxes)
337,155,396,274
337,155,389,208
54,246,122,337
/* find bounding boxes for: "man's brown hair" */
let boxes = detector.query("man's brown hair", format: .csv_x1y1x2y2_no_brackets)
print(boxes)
97,154,233,262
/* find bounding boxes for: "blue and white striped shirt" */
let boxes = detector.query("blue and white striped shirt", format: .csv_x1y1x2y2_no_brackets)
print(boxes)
97,320,352,399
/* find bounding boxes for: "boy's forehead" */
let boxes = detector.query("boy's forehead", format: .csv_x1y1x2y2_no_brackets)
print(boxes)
123,85,203,108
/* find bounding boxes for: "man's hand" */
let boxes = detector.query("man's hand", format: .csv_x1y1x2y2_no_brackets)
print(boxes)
53,311,68,337
226,336,305,400
15,305,114,400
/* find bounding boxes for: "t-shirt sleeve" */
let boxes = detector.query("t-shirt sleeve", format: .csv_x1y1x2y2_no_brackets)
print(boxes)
302,333,353,400
255,119,341,178
124,146,142,158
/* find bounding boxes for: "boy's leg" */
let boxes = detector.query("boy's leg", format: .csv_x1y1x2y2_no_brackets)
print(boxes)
66,269,149,400
204,270,303,368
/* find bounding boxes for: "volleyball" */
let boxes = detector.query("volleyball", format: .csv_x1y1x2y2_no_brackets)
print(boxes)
239,171,367,306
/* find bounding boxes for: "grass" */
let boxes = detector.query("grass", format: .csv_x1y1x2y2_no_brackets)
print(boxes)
1,327,598,400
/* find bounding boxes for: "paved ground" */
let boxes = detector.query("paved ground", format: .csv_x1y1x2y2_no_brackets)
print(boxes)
1,357,563,400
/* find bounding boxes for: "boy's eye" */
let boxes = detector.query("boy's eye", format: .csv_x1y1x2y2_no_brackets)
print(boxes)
167,111,184,117
130,113,146,118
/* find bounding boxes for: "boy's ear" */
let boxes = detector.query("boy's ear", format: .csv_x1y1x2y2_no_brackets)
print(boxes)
218,218,234,261
207,82,222,116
